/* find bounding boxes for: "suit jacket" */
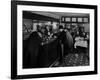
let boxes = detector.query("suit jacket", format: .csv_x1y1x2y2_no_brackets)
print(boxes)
24,31,42,68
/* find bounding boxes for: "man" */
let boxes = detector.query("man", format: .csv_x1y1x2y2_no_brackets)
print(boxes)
57,25,73,65
24,25,43,68
57,25,67,64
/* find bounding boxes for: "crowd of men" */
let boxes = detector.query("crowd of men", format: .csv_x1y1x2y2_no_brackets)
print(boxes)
23,23,89,68
23,24,74,68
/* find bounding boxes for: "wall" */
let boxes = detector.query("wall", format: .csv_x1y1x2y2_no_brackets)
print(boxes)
23,19,33,40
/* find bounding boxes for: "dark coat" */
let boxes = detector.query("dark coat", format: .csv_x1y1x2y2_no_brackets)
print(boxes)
57,30,73,56
24,32,42,68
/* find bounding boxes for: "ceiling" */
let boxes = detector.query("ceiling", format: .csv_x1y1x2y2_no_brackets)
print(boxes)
31,11,89,19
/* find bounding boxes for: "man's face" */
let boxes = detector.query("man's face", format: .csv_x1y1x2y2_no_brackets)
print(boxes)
59,29,63,32
41,28,45,33
37,27,41,32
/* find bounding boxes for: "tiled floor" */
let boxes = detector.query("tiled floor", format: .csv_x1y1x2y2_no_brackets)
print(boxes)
53,52,89,67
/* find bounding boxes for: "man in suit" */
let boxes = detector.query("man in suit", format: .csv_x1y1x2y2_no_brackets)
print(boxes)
57,25,73,65
24,25,43,68
57,25,67,64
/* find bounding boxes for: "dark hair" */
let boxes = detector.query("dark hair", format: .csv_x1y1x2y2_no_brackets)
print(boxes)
59,25,63,29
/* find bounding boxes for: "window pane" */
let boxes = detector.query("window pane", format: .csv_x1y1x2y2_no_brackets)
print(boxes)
72,18,76,22
78,18,82,22
65,18,70,22
84,18,88,22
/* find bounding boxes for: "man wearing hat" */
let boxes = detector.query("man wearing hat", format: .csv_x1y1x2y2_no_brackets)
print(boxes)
57,25,67,65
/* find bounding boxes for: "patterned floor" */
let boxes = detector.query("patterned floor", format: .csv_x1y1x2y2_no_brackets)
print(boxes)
53,52,89,67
